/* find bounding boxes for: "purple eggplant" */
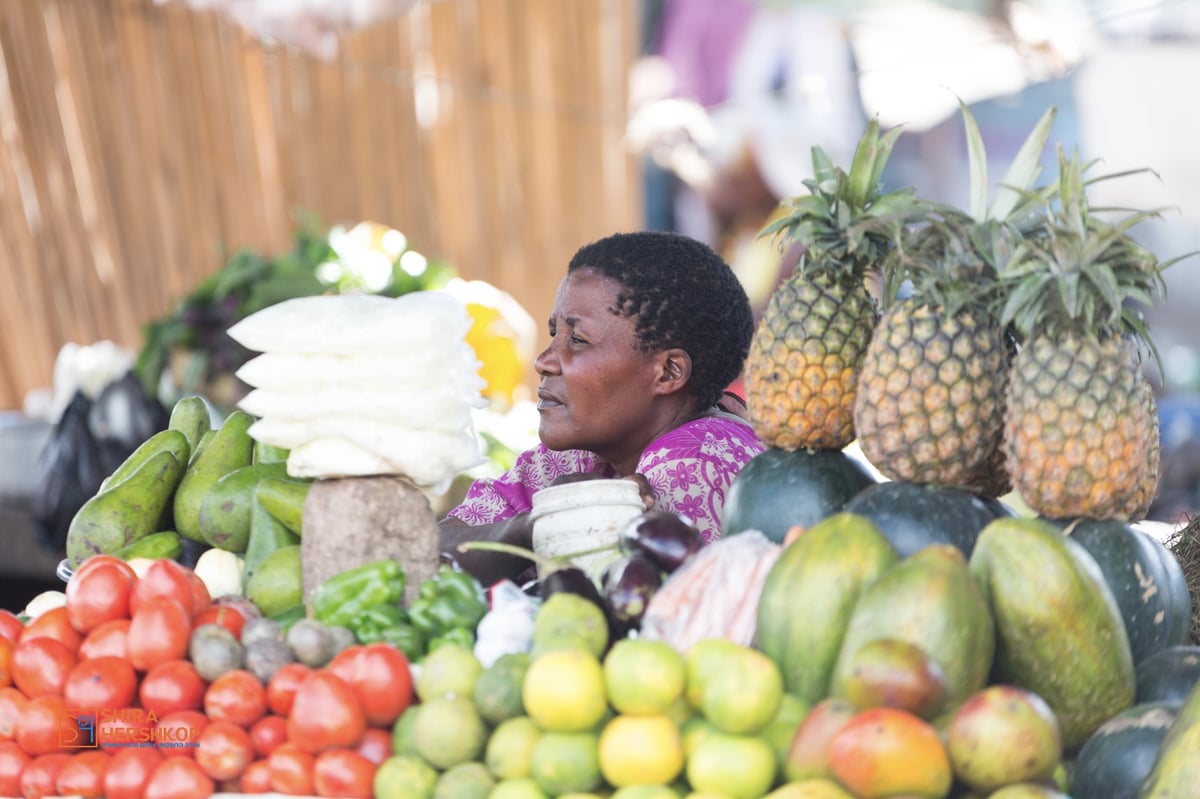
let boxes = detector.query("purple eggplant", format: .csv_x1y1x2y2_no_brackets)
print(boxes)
619,510,703,573
602,554,665,635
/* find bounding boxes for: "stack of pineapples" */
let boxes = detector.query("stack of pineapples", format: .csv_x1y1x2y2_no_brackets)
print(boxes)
743,104,1186,522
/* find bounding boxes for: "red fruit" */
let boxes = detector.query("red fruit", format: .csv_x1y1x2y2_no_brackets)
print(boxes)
286,672,366,754
153,710,208,760
266,663,311,717
239,759,272,793
204,670,267,728
66,557,136,634
127,597,190,672
16,695,67,756
18,752,72,799
143,755,215,799
63,656,139,710
56,749,112,798
103,745,164,799
20,607,83,653
79,619,131,660
313,748,375,798
248,715,288,759
139,661,207,717
131,561,197,616
0,741,31,797
327,643,414,727
268,743,314,795
195,720,254,782
11,637,76,698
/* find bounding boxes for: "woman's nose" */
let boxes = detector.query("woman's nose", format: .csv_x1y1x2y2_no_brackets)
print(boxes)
534,342,558,375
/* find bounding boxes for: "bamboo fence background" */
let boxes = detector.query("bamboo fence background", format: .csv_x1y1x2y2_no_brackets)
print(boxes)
0,0,640,411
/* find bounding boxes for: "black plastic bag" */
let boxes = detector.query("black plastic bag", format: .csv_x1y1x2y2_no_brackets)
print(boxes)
30,371,169,555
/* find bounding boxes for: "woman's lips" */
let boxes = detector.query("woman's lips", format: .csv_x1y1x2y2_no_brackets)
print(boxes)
536,390,563,410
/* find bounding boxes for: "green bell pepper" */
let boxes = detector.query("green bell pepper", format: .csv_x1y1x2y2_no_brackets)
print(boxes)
407,565,488,642
350,603,408,644
379,624,426,662
428,626,476,653
311,560,406,628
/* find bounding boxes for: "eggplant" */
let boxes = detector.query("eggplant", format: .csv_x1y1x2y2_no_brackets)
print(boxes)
602,554,665,635
619,510,702,573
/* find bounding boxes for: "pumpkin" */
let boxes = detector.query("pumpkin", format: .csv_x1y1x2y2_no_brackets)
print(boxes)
841,480,1001,558
1061,518,1191,665
721,448,877,545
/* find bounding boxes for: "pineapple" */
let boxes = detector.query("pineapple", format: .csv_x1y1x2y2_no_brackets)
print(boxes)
1001,146,1183,520
744,118,917,451
853,105,1057,493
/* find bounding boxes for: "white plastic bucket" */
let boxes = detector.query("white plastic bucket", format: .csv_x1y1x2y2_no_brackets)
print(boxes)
530,479,644,580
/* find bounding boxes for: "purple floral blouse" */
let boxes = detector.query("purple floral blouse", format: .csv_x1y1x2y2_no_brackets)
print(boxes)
447,412,765,543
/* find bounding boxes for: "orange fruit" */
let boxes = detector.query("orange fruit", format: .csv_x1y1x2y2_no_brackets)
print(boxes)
827,707,952,799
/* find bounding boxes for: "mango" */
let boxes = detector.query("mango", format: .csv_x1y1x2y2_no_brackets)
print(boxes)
946,685,1062,793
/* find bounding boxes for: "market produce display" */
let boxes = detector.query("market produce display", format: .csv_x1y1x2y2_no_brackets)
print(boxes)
6,105,1200,799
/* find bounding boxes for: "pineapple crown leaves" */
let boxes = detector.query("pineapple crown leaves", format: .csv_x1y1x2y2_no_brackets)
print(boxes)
758,116,919,281
878,103,1060,315
1000,144,1194,373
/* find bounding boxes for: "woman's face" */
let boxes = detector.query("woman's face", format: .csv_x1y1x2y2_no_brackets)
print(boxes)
534,269,675,471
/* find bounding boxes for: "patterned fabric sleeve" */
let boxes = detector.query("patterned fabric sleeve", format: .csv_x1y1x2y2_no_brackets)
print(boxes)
445,445,609,525
635,413,765,543
445,412,764,540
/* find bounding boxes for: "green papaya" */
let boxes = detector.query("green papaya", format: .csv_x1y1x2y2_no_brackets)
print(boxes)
66,449,186,567
969,516,1135,751
99,429,190,492
113,530,184,561
756,512,898,705
196,462,290,553
255,477,310,536
830,544,994,710
242,497,300,592
174,410,255,542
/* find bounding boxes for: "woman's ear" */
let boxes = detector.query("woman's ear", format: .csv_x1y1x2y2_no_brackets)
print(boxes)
656,348,692,396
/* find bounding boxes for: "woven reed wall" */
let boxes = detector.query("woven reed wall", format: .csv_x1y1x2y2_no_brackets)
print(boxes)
0,0,640,411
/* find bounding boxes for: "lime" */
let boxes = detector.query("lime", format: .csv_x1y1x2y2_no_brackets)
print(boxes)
686,731,777,799
598,715,684,788
392,705,420,756
433,761,494,799
532,593,609,657
700,648,784,734
412,697,487,769
523,650,608,733
374,753,438,799
762,693,811,768
531,731,602,795
416,643,483,702
474,651,530,724
610,787,680,799
680,716,717,759
489,778,550,799
764,780,858,798
604,638,686,715
486,716,543,780
684,638,743,709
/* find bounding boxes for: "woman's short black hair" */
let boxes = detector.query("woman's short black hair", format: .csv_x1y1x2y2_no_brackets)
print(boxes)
568,230,754,410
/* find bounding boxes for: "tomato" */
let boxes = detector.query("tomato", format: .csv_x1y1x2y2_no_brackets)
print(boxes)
186,572,211,615
11,637,76,698
78,618,131,660
130,560,197,616
191,605,246,640
327,643,414,727
354,727,392,765
239,758,272,793
19,607,82,653
139,660,207,717
16,695,70,756
0,611,23,644
55,748,111,797
18,752,72,799
0,687,29,741
63,656,139,710
194,719,253,782
0,638,11,689
248,715,288,758
204,669,268,728
153,710,208,759
127,596,190,672
0,740,31,796
66,558,136,634
73,554,136,582
313,747,375,798
286,671,366,754
103,745,163,799
268,742,315,795
143,755,215,799
266,663,312,717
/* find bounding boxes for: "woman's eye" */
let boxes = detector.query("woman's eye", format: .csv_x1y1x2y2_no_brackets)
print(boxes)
570,334,587,345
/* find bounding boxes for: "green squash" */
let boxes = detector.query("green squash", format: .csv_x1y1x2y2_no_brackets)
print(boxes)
1070,700,1180,799
842,480,1002,558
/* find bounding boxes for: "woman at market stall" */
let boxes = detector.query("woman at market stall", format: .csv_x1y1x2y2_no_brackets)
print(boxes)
439,230,764,586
